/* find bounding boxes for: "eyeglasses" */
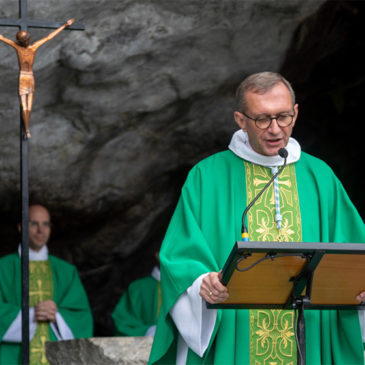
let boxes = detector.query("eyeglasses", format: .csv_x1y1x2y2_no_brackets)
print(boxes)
241,111,294,130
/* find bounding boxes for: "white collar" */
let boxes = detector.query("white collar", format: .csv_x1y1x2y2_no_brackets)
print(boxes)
228,129,301,167
18,244,49,261
151,266,160,281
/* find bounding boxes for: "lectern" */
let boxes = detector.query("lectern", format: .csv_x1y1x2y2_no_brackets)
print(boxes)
208,241,365,364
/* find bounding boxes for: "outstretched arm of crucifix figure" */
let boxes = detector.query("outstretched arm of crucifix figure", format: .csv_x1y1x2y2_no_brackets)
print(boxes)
0,19,75,52
32,18,75,50
0,34,18,47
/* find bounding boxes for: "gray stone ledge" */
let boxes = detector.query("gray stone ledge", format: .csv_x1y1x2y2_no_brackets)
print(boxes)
45,337,153,365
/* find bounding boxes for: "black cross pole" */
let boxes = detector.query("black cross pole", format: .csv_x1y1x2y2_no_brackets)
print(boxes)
0,1,84,364
0,0,85,30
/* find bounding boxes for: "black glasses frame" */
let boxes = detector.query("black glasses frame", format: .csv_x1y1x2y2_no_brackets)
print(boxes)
241,111,294,130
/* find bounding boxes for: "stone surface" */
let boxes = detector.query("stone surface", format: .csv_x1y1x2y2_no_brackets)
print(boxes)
45,337,153,365
1,0,363,336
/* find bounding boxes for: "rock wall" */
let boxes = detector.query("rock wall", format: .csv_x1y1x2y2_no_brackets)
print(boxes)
2,0,363,336
45,337,153,365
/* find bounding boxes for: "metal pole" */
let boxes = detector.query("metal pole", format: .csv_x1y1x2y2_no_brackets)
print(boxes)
20,122,29,364
20,0,27,25
20,1,30,361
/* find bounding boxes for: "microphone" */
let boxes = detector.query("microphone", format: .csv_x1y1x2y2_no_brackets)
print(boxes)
241,148,288,241
278,147,288,159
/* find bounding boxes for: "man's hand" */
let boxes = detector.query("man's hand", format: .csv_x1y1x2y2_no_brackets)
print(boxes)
356,291,365,303
200,271,229,304
34,300,58,322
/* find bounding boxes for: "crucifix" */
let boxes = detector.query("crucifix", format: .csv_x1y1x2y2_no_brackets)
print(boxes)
0,1,84,364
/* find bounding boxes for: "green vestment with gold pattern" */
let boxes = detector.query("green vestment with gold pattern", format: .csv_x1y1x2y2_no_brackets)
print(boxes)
29,260,53,365
0,254,93,365
245,162,299,365
149,150,365,365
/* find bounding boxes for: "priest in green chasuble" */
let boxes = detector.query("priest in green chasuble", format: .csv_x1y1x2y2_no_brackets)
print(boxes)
112,251,161,337
112,265,161,336
0,204,93,365
148,72,365,365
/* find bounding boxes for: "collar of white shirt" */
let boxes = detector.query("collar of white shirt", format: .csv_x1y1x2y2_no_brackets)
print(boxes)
228,129,301,167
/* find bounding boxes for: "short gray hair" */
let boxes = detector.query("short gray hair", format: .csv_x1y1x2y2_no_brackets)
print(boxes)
236,72,295,112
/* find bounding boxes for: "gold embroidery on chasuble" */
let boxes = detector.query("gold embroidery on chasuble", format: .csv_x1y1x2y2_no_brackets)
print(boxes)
244,161,302,365
29,260,54,365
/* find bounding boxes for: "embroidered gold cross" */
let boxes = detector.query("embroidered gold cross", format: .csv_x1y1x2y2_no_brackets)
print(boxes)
30,279,51,302
253,177,292,188
30,335,49,364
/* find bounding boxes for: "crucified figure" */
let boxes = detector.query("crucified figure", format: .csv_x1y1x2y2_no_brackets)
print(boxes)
0,18,74,139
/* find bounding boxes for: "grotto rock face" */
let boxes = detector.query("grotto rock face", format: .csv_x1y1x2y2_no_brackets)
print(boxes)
0,0,345,335
45,337,153,364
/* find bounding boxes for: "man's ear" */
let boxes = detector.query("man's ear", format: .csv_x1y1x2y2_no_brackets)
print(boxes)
17,223,21,233
292,104,299,127
234,111,247,131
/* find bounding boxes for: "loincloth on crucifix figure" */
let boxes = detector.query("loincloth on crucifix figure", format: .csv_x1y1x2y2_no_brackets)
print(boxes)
19,70,35,95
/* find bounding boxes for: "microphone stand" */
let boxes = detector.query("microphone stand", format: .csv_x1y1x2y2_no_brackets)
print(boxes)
241,148,288,241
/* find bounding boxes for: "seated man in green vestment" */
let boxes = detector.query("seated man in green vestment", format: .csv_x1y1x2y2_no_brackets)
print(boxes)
148,72,365,365
0,204,93,365
112,251,161,336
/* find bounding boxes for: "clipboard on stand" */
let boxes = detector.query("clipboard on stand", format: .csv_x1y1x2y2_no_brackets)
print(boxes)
208,241,365,364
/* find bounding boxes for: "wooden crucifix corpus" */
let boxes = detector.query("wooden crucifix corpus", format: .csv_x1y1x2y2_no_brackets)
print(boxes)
0,18,74,138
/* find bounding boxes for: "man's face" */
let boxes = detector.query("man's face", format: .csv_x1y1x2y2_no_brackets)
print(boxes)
27,205,51,252
234,82,298,156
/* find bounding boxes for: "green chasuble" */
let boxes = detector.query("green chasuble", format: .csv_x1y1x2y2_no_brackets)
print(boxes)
112,275,161,336
0,254,93,365
149,150,365,365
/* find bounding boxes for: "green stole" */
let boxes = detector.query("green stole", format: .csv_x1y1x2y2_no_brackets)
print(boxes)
29,260,53,365
244,161,301,365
